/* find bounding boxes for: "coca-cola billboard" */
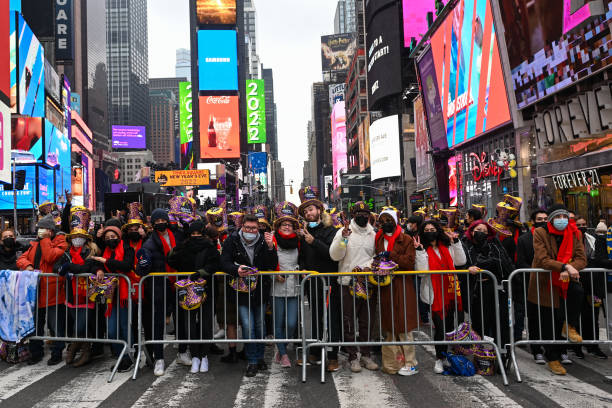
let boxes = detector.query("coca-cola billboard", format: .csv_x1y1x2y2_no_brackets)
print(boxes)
199,95,240,159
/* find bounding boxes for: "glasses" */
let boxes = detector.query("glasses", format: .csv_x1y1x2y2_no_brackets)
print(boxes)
280,223,293,228
242,226,258,232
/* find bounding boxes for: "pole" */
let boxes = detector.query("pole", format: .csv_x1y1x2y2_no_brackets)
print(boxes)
12,159,17,235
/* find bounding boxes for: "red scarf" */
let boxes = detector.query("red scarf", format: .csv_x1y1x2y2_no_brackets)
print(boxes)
547,222,577,298
69,246,89,306
426,243,462,317
127,240,143,301
375,225,402,253
157,230,177,272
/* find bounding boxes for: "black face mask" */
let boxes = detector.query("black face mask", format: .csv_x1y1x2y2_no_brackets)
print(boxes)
105,239,120,249
3,237,15,249
473,231,488,245
423,231,438,243
533,222,547,230
406,229,417,237
578,226,588,235
354,215,369,228
154,223,168,232
382,223,395,234
127,231,141,242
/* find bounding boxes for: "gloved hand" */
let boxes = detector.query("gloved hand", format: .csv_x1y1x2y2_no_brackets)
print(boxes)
135,248,152,276
57,262,71,277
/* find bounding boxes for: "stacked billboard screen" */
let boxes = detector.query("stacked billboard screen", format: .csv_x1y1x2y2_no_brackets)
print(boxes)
199,95,239,159
12,12,44,117
499,0,612,109
196,0,236,25
111,125,146,149
321,34,356,72
331,101,347,189
369,115,401,181
418,0,511,149
246,79,266,144
198,30,238,91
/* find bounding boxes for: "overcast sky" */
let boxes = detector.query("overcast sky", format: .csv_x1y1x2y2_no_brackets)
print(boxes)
148,0,336,203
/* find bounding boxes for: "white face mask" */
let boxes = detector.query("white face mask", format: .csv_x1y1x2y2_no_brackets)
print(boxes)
37,229,48,239
71,237,86,248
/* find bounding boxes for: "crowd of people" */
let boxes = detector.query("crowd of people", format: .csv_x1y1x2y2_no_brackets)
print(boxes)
0,187,609,379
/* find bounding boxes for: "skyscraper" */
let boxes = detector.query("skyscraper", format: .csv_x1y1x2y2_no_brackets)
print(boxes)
244,0,260,79
106,0,150,145
175,48,191,80
261,67,278,160
334,0,357,34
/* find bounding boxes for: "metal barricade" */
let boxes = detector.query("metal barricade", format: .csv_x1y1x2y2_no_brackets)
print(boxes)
506,268,611,382
131,271,317,380
29,272,133,382
300,270,510,385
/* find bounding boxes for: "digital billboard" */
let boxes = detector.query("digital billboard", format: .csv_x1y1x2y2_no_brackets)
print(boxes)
321,33,356,72
199,95,240,159
414,96,435,191
246,79,266,144
155,169,211,187
179,82,194,169
111,125,146,149
198,30,238,91
248,152,267,187
39,165,54,204
369,115,401,181
417,49,447,152
44,59,60,103
44,120,70,195
366,3,402,109
423,0,511,148
0,102,10,184
0,164,34,210
331,101,347,189
196,0,236,25
402,1,445,47
11,116,42,159
329,83,345,107
0,0,10,104
499,0,612,109
14,13,44,117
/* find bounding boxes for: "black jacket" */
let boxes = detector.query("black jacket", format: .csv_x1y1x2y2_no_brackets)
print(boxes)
464,237,514,282
298,222,337,274
102,241,135,274
516,231,535,270
583,234,611,301
0,243,23,270
168,237,220,279
138,229,185,275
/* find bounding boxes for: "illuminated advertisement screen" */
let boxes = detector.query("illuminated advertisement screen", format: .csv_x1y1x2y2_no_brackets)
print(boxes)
423,0,511,148
112,125,146,149
413,96,435,190
369,115,401,181
246,79,266,144
0,164,34,210
11,116,42,159
179,82,194,169
0,0,9,104
199,95,240,159
321,33,356,72
402,1,445,47
331,101,347,189
0,101,10,184
499,0,612,109
45,120,71,194
14,13,44,117
196,0,236,25
198,30,238,91
248,152,267,187
38,165,54,204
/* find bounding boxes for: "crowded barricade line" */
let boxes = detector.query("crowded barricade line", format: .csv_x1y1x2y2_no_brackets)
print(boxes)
299,269,510,386
507,268,611,383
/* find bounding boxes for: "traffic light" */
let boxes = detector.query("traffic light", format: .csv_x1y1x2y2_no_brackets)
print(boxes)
14,170,26,190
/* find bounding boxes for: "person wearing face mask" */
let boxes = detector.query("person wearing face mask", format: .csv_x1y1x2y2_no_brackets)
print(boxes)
374,209,419,376
17,215,69,365
221,214,278,377
414,220,467,374
329,201,378,373
405,215,423,238
0,228,22,269
136,208,185,376
295,187,339,371
528,203,587,375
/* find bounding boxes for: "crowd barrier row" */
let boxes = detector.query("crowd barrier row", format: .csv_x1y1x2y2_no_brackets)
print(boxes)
20,268,612,385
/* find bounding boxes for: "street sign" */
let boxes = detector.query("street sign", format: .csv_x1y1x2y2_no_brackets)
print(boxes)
155,169,210,187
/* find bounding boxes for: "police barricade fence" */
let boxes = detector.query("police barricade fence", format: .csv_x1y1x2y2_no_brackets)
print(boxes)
28,272,133,382
506,268,612,383
299,269,510,385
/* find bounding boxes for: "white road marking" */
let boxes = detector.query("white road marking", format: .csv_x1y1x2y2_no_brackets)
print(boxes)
262,359,302,408
0,361,66,401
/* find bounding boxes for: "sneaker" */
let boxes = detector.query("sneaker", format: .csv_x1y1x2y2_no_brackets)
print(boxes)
560,353,573,365
190,357,201,374
588,347,608,359
274,352,282,364
562,323,583,343
398,366,418,376
257,360,268,371
154,359,165,376
280,354,291,368
548,360,567,375
245,363,258,377
534,354,546,365
28,354,43,365
117,357,133,373
350,359,362,373
360,356,379,371
200,356,209,373
434,359,445,374
176,352,191,366
47,354,62,366
326,359,340,372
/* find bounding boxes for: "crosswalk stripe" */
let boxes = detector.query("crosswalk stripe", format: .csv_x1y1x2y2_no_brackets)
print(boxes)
262,356,302,408
0,361,66,401
232,348,273,408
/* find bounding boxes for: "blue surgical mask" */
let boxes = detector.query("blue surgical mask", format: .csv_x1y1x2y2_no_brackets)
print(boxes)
308,221,319,228
553,218,569,231
241,231,259,242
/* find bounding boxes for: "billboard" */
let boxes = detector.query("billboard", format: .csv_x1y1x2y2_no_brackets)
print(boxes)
11,116,42,159
62,75,70,139
0,0,9,104
417,49,447,152
196,0,236,25
414,96,435,190
71,166,83,203
246,79,266,144
0,102,10,184
402,1,445,47
369,115,401,181
111,125,146,149
248,152,267,187
55,0,73,60
198,30,238,91
44,120,70,194
329,83,345,107
155,169,211,187
179,82,194,169
424,0,511,148
366,3,402,109
38,165,54,204
199,95,240,159
331,101,347,189
14,13,44,117
0,164,34,210
44,59,60,103
321,34,356,72
499,0,612,109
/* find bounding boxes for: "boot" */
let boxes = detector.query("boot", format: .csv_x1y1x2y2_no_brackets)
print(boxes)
65,342,80,365
72,343,92,368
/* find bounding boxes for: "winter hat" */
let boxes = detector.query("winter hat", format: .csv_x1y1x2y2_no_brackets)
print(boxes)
189,220,206,235
547,203,569,221
379,208,398,225
105,218,123,228
37,214,57,231
596,222,607,234
151,208,170,224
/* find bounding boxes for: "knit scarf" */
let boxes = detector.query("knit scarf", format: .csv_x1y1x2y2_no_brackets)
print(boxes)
375,225,401,253
69,246,88,306
103,241,129,310
547,222,577,299
426,243,462,317
128,239,143,301
158,230,177,272
274,231,299,250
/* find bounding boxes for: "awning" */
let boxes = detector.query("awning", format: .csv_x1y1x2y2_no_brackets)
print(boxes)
537,149,612,178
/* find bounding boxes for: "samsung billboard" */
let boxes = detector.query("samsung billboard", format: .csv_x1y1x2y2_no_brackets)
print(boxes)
198,30,238,91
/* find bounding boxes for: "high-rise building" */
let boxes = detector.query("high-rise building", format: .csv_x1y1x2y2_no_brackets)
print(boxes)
311,83,331,192
334,1,346,34
149,88,177,165
106,0,150,146
175,48,191,81
261,67,278,160
116,150,154,184
334,0,357,34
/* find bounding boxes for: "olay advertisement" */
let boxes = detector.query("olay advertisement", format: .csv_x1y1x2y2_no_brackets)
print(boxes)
427,0,511,148
199,95,240,159
331,101,347,189
14,13,44,117
499,0,612,109
417,49,446,152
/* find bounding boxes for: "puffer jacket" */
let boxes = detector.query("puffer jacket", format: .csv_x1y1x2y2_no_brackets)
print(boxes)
329,219,376,285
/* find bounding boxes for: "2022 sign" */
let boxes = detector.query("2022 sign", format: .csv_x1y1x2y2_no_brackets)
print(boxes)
246,79,266,144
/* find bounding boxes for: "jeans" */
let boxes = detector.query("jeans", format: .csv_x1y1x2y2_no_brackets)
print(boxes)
238,303,266,364
30,305,66,358
68,307,94,338
108,303,129,357
273,296,298,356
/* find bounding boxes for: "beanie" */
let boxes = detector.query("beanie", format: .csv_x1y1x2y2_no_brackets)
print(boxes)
37,214,57,231
596,222,607,234
189,219,205,235
547,203,569,221
151,208,170,224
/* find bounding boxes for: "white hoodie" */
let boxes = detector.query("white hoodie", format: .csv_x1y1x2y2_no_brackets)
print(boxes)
329,219,376,285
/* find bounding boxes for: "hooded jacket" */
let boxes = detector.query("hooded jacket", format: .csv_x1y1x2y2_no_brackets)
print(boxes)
329,219,376,285
298,212,338,274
